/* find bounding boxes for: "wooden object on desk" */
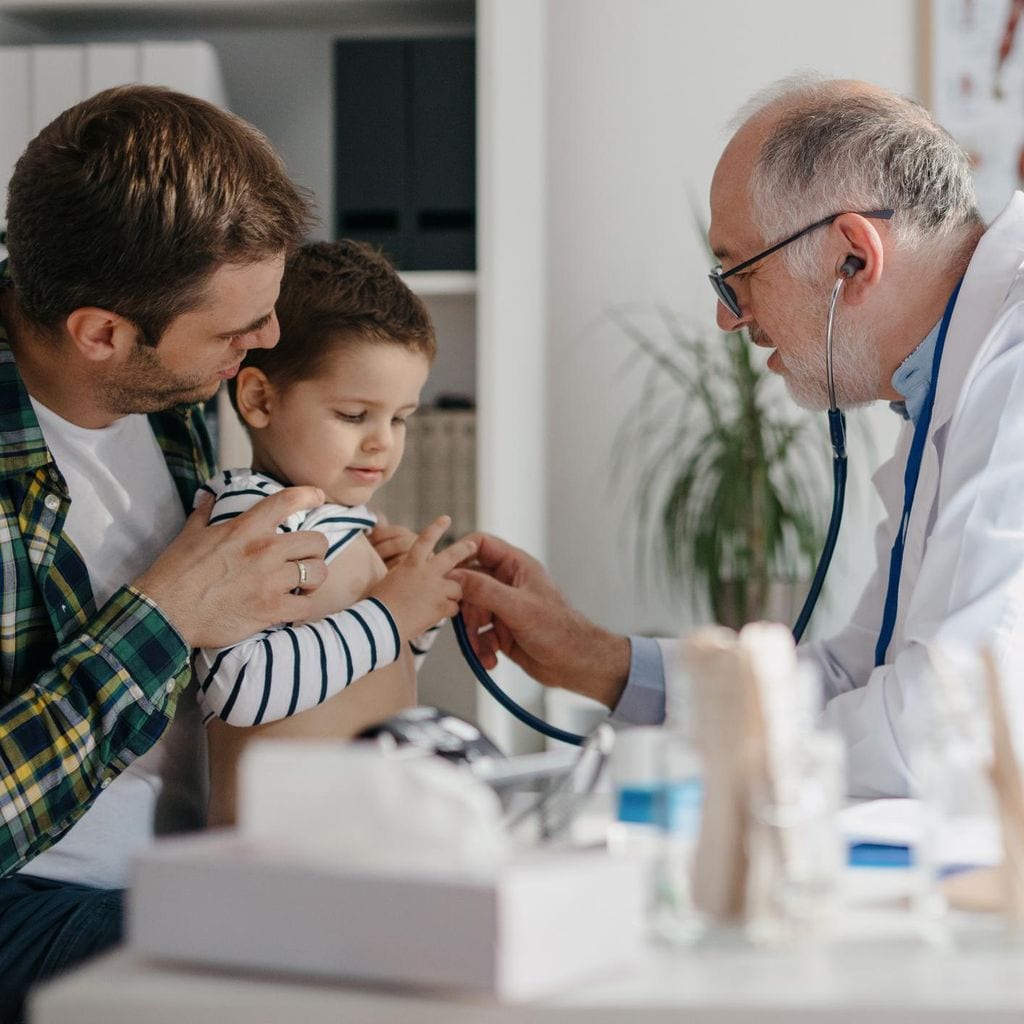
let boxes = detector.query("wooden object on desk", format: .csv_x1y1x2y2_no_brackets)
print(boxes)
984,648,1024,919
686,626,771,922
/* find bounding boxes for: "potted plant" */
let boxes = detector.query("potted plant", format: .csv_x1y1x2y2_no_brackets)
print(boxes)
612,304,829,628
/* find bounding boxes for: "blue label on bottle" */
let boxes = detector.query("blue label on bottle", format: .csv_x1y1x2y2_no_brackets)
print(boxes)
616,779,704,835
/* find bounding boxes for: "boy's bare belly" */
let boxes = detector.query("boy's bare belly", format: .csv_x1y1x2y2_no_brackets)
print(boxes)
207,534,417,826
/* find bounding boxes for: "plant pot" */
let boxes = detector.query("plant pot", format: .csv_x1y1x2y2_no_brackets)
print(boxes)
712,579,810,631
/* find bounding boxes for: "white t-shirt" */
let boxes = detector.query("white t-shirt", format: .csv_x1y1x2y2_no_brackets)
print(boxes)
19,397,205,889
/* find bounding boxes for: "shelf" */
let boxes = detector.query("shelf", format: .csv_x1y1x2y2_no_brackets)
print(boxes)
399,270,476,298
0,0,473,32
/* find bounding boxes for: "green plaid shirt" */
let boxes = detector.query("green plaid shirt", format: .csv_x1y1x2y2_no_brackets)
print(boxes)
0,323,214,877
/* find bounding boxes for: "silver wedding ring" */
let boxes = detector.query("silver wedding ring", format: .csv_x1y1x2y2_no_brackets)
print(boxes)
295,560,308,588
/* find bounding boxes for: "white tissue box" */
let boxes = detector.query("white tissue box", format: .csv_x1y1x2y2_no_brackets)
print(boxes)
128,832,646,1000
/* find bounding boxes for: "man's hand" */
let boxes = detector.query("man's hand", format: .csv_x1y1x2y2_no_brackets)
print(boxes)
135,486,331,649
368,517,419,570
369,516,477,640
449,533,631,710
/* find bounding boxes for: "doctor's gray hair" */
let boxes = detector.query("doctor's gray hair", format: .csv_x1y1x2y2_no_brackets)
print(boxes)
743,78,982,279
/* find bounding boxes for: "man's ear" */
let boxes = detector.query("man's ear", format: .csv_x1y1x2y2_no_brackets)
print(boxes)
64,307,138,361
234,366,275,429
831,213,886,305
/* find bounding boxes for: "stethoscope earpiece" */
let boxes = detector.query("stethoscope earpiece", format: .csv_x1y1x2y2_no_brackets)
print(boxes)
839,255,865,278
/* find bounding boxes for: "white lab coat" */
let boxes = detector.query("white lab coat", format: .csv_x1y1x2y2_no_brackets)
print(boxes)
807,192,1024,797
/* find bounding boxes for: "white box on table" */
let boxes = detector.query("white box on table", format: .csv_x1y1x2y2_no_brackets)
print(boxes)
129,832,646,1001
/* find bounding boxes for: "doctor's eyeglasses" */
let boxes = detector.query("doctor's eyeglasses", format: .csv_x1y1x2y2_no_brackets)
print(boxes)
708,208,894,318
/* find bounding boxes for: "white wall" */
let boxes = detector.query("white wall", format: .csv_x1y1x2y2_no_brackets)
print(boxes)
543,0,918,642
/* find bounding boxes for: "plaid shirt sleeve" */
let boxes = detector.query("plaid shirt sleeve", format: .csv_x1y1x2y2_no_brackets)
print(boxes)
0,587,191,876
0,353,212,876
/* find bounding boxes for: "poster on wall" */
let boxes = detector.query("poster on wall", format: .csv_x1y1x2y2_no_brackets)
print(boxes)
930,0,1024,220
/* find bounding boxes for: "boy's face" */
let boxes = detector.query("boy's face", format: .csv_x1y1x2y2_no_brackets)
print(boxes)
252,342,430,507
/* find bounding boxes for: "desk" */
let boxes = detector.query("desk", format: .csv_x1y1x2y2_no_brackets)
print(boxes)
30,933,1024,1024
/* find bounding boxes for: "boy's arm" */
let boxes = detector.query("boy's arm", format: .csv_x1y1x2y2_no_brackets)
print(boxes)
197,492,400,725
197,512,473,727
195,590,402,726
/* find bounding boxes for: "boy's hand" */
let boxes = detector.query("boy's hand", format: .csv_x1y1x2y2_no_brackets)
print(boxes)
369,516,477,640
368,519,419,570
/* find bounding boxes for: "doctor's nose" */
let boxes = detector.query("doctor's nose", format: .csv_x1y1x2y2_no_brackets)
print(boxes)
716,298,751,333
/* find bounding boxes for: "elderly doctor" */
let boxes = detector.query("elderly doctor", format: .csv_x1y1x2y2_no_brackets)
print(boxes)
453,76,1024,798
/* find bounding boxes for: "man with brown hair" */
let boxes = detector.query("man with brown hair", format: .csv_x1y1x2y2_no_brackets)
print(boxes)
0,85,326,1013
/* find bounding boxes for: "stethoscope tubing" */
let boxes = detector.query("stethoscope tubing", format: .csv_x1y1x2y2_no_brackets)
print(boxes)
457,277,850,744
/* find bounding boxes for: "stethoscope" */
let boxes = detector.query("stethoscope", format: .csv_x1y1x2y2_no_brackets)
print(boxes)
453,261,859,747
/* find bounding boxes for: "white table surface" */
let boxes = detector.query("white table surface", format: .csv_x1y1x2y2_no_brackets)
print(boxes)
30,925,1024,1024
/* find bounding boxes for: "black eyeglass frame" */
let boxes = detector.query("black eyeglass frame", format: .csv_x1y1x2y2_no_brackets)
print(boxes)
708,208,895,318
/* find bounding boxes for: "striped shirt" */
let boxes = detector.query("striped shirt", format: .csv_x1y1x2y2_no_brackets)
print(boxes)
0,325,214,878
193,470,439,728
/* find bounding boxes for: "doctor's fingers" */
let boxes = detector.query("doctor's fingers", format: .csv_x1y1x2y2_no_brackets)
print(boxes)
464,532,541,585
450,568,530,629
460,594,491,634
492,618,515,658
459,599,497,666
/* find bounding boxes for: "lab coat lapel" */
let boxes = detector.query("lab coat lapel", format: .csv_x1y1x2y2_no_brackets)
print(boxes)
932,192,1024,434
895,194,1024,645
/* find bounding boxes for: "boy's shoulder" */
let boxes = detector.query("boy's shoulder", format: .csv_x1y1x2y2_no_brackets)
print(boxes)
195,468,284,524
198,468,282,503
196,468,376,542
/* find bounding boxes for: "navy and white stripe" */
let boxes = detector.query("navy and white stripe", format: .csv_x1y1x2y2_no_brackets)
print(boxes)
409,621,443,668
193,470,405,727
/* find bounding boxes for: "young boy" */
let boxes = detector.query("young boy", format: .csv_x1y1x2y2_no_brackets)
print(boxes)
193,240,472,822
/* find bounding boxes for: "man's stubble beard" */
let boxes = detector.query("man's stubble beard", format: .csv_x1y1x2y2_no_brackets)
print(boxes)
97,338,214,415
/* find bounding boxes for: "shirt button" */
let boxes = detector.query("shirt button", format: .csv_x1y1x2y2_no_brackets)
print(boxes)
100,775,112,789
44,494,60,512
165,679,176,694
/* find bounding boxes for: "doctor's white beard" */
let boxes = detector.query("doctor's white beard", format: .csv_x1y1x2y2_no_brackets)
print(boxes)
780,281,883,411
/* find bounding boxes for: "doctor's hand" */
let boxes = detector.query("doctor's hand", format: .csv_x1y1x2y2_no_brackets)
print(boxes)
450,533,631,710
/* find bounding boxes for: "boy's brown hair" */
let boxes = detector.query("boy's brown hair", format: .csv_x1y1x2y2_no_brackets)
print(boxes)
5,84,312,345
230,239,435,410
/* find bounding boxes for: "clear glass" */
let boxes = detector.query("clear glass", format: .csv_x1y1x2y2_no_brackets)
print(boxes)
907,648,1024,948
745,730,846,945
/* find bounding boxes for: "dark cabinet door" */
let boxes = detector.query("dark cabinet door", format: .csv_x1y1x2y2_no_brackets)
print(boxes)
333,40,408,262
409,38,476,269
334,37,475,270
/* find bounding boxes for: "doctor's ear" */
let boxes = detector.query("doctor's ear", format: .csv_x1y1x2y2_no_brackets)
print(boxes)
831,212,885,304
233,366,275,429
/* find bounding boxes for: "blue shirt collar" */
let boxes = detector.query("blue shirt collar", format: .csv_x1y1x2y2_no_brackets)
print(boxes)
889,317,942,425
